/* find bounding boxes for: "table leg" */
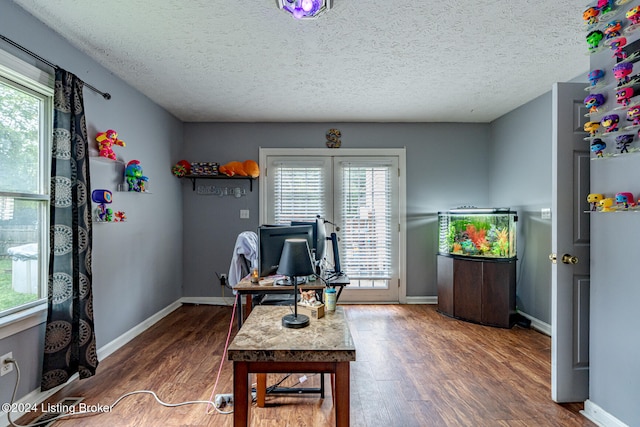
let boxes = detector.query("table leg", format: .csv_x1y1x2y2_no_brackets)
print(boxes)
245,294,253,318
256,373,267,407
334,362,350,427
236,295,244,329
233,361,251,427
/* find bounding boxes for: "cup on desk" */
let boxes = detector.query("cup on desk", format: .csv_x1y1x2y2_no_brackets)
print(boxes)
325,287,337,311
251,268,259,283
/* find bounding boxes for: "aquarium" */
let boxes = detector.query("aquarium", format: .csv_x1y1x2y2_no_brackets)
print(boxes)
438,208,517,259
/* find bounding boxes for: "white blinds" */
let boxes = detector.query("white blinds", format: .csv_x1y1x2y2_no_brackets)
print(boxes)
339,161,393,279
272,160,326,224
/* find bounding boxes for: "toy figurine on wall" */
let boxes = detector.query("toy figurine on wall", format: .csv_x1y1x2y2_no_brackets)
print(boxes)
604,20,623,39
587,193,605,211
615,86,634,106
584,7,600,26
587,30,605,52
626,5,640,25
626,104,640,126
613,62,633,86
598,0,614,16
599,197,615,212
615,134,634,153
601,114,621,133
615,192,635,209
584,93,606,113
124,160,149,192
591,138,607,157
96,129,126,160
610,37,628,60
588,69,605,88
92,189,113,222
584,121,601,137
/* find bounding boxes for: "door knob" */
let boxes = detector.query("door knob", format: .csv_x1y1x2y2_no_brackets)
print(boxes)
561,254,579,264
549,253,557,264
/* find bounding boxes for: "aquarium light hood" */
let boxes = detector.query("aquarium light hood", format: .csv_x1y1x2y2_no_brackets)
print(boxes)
448,207,513,214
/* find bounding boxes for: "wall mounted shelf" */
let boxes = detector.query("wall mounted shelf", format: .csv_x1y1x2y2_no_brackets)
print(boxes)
181,174,255,192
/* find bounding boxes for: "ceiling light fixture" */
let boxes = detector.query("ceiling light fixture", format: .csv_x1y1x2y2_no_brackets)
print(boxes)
277,0,331,20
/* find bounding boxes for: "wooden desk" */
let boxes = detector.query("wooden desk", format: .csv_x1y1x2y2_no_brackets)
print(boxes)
232,275,349,328
228,306,356,427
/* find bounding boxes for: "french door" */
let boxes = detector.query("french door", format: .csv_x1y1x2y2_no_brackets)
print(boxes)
259,148,406,303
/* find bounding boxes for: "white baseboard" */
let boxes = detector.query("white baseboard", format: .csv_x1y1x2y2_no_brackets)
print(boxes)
516,311,551,336
97,300,182,360
405,296,437,304
180,296,237,306
582,399,629,427
1,299,186,427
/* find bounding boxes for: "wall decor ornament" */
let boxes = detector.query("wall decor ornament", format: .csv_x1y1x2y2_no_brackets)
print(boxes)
326,128,342,148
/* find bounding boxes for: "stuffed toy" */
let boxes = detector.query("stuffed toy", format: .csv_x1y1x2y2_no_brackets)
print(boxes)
219,160,260,178
96,129,126,160
171,160,191,177
243,160,260,178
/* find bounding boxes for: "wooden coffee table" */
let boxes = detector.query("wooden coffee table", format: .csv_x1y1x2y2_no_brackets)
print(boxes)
227,305,356,426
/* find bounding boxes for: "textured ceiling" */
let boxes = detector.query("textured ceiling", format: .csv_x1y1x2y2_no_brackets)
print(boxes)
12,0,588,123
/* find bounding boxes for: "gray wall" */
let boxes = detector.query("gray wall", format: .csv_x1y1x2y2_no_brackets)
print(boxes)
181,123,491,299
489,92,553,324
587,7,640,424
0,2,184,404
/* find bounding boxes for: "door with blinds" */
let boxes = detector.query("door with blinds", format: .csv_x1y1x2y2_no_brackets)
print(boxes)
261,148,405,303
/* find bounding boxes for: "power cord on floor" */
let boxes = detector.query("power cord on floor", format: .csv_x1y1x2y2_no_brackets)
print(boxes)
205,291,239,414
2,294,241,426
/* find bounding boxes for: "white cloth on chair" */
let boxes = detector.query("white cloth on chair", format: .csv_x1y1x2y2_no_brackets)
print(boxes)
228,231,258,287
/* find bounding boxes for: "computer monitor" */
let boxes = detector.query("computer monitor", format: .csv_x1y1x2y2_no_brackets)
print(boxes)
258,224,314,277
291,217,327,264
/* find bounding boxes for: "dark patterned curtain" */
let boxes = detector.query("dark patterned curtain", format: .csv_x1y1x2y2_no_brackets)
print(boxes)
41,69,98,391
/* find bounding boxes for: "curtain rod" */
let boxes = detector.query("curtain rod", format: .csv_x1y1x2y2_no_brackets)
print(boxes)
0,34,111,100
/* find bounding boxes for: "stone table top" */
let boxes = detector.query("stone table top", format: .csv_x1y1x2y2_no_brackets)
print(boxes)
228,306,356,363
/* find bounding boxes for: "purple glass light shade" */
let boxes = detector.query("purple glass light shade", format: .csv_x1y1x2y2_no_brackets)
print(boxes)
281,0,325,19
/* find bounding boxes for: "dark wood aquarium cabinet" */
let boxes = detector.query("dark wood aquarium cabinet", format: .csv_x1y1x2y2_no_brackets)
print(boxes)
437,255,516,328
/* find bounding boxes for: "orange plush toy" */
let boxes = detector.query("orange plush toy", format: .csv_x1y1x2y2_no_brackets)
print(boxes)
219,160,260,178
243,160,260,178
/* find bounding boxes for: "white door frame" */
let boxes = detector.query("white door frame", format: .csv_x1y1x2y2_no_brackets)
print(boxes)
259,147,407,303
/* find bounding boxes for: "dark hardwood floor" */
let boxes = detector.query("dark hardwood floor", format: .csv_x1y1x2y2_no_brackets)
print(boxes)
18,304,595,426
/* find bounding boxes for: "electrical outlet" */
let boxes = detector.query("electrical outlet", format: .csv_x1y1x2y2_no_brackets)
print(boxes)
219,273,227,287
1,352,14,376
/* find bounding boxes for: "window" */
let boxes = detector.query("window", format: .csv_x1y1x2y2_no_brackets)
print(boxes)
337,160,393,286
0,50,53,319
261,148,406,303
271,158,329,224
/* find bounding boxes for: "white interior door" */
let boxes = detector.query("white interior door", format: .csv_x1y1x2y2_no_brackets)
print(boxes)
551,82,590,402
